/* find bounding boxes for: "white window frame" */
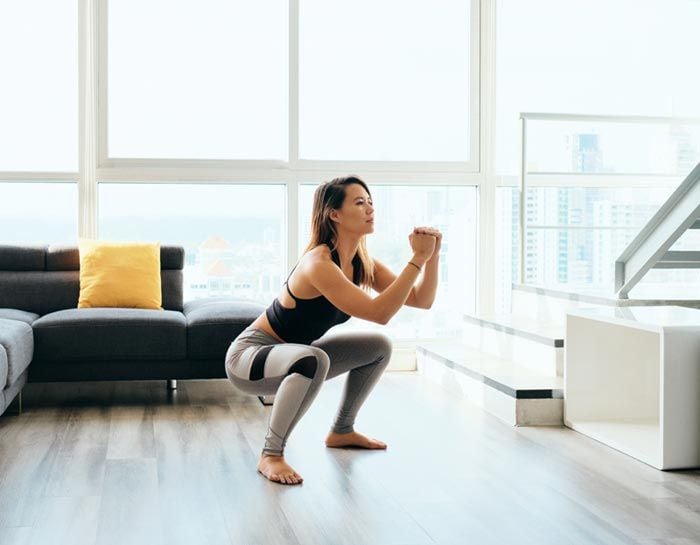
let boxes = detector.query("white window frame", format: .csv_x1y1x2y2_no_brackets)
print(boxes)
95,0,481,173
1,0,495,317
91,0,488,314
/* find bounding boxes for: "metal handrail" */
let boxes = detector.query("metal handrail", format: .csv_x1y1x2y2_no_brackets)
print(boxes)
614,162,700,298
518,112,700,284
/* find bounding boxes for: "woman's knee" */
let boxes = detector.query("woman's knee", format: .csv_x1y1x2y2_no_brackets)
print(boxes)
368,332,393,363
288,347,330,380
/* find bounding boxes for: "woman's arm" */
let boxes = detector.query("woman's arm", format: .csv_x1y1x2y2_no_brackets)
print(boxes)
309,251,430,325
411,227,441,308
412,253,438,309
308,232,435,324
371,259,425,309
372,232,441,309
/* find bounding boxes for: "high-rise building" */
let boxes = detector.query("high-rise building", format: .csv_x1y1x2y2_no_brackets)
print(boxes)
571,133,603,173
669,125,699,174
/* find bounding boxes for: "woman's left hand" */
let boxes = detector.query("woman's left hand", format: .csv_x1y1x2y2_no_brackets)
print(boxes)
413,226,442,260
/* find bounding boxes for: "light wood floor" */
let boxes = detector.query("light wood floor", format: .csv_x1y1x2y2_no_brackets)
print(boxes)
1,371,700,545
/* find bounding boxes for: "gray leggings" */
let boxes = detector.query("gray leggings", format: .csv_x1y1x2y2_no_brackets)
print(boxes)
225,327,392,457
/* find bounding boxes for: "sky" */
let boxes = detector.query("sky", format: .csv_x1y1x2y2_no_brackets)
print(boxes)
496,0,700,174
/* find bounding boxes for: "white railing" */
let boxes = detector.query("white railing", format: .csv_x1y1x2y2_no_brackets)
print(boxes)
518,112,700,285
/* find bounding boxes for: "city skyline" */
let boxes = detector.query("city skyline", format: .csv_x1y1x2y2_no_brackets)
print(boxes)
496,127,700,312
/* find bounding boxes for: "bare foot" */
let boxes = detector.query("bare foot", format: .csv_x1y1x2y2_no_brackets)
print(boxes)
257,454,303,485
325,430,387,450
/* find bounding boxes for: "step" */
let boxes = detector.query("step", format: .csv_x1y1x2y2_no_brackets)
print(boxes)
463,313,564,376
416,340,563,426
511,283,700,323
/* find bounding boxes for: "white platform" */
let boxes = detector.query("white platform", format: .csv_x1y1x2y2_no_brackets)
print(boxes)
463,313,564,376
417,341,563,426
565,305,700,470
512,283,700,323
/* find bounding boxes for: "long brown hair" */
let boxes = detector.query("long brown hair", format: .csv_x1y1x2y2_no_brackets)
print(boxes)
301,175,375,291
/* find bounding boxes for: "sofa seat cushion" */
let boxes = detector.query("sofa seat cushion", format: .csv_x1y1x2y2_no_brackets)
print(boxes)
183,297,264,360
0,318,34,391
32,308,186,362
0,308,40,325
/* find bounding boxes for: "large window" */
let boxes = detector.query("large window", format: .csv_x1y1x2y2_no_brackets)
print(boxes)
496,0,700,175
512,187,674,285
495,0,700,312
0,0,78,171
300,184,477,339
496,185,700,312
523,120,700,176
99,184,285,303
299,0,476,163
3,1,478,344
107,1,288,160
0,183,78,245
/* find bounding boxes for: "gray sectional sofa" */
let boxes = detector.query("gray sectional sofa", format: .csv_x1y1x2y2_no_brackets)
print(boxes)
0,244,265,416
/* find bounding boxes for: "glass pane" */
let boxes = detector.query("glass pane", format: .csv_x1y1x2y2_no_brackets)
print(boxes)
497,0,700,174
0,183,78,244
523,227,638,288
495,186,692,308
523,187,675,229
299,183,477,340
99,183,286,304
108,1,288,160
526,121,700,176
495,187,519,313
0,1,78,171
300,0,472,161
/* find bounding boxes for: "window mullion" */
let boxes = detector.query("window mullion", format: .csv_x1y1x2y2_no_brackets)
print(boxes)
287,0,300,271
78,0,99,239
289,0,299,168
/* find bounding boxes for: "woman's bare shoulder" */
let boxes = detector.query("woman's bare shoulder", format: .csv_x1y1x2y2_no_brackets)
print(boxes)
300,245,340,282
283,245,333,300
303,244,332,264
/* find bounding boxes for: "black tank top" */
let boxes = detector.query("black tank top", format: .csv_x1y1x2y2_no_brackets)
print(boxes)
265,243,361,344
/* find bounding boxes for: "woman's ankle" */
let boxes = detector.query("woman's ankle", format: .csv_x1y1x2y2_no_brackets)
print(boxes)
261,452,284,459
329,428,354,435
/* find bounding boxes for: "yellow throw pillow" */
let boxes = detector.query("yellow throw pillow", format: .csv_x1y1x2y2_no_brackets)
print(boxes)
78,239,162,310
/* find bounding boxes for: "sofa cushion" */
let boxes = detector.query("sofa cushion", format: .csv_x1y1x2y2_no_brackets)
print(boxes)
32,308,186,362
183,297,265,360
0,270,80,315
0,318,34,391
46,245,80,271
0,308,40,325
0,245,46,271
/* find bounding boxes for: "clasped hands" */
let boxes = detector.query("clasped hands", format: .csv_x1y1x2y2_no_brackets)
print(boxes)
409,226,443,262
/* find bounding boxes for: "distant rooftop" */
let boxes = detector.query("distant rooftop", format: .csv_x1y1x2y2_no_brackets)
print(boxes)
200,235,232,250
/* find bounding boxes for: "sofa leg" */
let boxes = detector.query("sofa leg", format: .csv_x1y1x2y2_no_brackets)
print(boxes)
258,395,275,406
5,391,22,416
167,379,177,390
